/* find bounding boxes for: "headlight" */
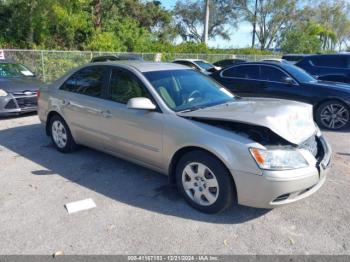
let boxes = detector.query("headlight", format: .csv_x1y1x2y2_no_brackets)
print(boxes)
249,148,308,170
0,89,8,97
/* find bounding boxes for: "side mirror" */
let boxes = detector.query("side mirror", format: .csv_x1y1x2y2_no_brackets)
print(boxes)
127,97,156,110
284,76,296,85
207,67,220,73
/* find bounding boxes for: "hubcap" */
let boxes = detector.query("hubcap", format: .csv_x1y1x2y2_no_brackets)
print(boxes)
320,104,349,129
182,162,219,206
51,120,67,148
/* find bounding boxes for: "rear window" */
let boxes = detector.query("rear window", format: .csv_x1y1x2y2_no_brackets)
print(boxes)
222,65,259,79
60,66,106,98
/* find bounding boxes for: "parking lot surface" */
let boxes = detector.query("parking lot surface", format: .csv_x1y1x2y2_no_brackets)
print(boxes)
0,114,349,255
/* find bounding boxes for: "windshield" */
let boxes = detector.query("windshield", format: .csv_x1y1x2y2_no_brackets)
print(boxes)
285,64,316,83
143,69,234,112
193,60,215,70
0,63,35,78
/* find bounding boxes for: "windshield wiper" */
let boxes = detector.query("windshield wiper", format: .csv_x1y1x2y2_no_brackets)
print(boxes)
178,106,204,113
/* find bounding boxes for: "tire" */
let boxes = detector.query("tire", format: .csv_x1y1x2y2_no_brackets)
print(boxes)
49,114,77,153
315,100,350,130
175,150,235,214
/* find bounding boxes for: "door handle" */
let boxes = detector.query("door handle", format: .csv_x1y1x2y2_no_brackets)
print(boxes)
101,110,112,118
62,99,70,106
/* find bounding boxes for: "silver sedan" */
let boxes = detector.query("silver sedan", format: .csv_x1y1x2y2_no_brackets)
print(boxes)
38,62,331,213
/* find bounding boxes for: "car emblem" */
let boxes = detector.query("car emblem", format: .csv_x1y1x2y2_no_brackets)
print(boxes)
24,91,33,96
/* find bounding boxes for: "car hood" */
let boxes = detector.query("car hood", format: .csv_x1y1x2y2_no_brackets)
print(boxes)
178,97,316,145
0,77,45,93
307,80,350,92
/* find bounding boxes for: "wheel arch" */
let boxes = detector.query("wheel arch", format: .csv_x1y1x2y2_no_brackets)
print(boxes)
168,146,236,191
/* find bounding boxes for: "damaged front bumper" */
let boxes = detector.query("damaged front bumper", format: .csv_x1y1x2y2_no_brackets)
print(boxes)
232,135,331,209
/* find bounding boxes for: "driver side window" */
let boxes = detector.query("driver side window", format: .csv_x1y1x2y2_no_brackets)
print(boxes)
260,66,289,83
108,68,149,104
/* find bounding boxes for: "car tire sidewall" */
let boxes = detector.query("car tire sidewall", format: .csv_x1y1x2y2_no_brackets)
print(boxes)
175,150,235,214
49,115,77,153
316,100,350,130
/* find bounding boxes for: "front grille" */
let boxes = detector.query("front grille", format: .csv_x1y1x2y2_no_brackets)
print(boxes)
299,135,318,157
4,99,17,109
14,96,37,108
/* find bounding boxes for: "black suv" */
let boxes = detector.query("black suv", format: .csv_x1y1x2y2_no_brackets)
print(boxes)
296,54,350,84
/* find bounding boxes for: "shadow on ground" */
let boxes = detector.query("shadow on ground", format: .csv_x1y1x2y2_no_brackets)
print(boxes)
0,123,269,224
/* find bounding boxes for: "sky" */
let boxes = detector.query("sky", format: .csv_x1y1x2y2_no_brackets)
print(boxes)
157,0,253,48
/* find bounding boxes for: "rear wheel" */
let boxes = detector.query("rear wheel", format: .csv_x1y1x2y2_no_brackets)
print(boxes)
316,100,350,130
49,115,77,153
176,150,235,213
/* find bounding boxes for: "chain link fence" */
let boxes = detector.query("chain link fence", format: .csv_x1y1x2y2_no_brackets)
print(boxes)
2,49,280,83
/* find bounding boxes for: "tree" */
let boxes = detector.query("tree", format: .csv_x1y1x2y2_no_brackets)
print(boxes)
294,0,350,51
173,0,239,43
280,22,323,54
236,0,297,50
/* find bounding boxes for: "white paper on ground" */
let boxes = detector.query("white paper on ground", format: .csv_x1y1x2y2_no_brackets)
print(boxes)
65,198,96,214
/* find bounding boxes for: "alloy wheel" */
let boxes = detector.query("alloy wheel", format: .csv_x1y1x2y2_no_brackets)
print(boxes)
51,120,68,148
181,162,219,206
320,103,349,129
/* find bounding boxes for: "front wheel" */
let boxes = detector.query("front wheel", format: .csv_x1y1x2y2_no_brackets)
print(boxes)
176,150,235,214
315,100,350,130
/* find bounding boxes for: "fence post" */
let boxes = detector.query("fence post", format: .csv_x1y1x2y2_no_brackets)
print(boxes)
41,50,46,82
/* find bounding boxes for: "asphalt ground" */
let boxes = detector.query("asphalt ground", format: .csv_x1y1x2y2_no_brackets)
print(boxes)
0,114,349,255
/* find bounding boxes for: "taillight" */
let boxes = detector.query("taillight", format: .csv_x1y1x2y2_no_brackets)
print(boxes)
37,90,40,99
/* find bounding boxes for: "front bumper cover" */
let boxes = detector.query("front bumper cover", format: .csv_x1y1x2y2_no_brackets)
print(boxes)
232,135,331,209
0,93,37,116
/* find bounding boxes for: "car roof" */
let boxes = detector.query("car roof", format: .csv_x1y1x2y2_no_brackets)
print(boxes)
216,58,245,61
173,59,206,62
282,54,312,57
307,53,350,57
87,61,190,72
228,61,294,70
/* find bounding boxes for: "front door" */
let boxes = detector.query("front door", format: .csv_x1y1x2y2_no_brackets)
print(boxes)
100,67,164,168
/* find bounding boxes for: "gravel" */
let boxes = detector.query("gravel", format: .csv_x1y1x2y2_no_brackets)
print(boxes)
0,114,349,255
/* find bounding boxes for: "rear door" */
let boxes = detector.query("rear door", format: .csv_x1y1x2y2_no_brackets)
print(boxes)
99,67,164,168
58,66,110,149
217,65,261,96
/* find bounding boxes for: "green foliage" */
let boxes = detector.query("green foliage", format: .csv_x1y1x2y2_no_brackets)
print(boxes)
85,31,125,52
281,30,322,54
0,0,349,54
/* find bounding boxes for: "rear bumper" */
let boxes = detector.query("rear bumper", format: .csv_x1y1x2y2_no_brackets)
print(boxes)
0,93,37,116
232,135,331,209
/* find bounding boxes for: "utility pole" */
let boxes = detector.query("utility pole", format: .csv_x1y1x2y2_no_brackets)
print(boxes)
203,0,210,45
251,0,258,48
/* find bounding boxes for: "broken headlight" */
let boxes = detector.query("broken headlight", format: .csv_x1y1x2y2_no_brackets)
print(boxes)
249,148,308,170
